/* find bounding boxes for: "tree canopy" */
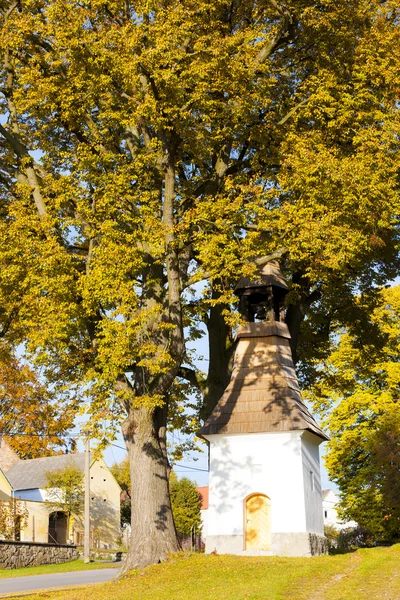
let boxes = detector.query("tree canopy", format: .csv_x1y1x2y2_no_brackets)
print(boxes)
0,344,76,458
0,0,399,568
307,286,400,541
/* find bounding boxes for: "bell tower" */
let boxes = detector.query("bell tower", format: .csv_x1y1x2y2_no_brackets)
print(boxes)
199,261,328,557
235,260,288,323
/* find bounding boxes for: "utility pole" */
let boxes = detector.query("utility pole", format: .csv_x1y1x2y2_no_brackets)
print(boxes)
84,436,90,563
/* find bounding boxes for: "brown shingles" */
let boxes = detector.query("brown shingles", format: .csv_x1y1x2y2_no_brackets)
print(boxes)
198,322,328,441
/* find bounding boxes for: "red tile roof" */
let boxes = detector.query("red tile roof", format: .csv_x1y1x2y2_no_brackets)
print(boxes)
197,486,209,510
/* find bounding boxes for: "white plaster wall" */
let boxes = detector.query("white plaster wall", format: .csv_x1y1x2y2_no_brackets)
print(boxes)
205,431,307,538
20,500,52,543
301,432,324,535
323,491,357,530
200,509,208,538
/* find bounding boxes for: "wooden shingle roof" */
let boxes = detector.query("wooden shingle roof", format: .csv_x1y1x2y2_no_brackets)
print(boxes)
234,260,289,295
198,322,328,441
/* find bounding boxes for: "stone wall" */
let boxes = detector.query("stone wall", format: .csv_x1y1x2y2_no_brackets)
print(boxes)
309,533,328,556
0,540,77,569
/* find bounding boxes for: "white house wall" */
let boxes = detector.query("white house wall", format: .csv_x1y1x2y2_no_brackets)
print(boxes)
205,431,310,553
323,490,357,530
200,509,208,539
301,432,324,535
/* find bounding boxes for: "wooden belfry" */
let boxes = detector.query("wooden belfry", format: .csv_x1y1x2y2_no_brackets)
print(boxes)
199,261,328,557
199,261,327,439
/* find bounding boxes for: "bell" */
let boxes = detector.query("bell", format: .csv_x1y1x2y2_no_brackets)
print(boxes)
234,261,288,323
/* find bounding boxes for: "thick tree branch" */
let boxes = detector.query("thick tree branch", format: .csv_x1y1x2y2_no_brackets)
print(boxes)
190,248,287,286
278,98,309,126
178,366,206,392
254,2,295,67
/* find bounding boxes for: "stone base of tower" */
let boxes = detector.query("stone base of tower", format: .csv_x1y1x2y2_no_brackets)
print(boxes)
205,533,328,557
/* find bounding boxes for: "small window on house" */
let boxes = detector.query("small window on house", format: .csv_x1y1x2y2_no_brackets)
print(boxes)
310,471,315,491
324,510,328,518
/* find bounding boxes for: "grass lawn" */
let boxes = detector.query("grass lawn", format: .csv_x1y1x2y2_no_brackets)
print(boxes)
0,559,120,579
15,544,400,600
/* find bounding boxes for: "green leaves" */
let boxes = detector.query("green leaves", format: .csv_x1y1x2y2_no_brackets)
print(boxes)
169,472,202,539
307,286,400,539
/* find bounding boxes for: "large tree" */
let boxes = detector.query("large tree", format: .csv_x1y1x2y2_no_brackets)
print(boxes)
0,0,399,569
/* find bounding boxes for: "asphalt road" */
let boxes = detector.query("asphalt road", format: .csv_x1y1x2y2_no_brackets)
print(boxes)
0,568,119,597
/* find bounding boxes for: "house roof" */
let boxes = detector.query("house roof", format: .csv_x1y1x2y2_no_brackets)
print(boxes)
6,453,86,491
198,322,328,441
197,486,209,510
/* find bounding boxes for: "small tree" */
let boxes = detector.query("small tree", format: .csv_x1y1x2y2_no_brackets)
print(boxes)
44,464,84,538
0,497,29,541
110,458,131,527
169,473,201,540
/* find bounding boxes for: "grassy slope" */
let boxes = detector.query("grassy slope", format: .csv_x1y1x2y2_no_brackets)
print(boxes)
0,559,120,579
14,544,400,600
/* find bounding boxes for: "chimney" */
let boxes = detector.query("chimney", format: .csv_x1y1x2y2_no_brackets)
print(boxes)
0,435,20,472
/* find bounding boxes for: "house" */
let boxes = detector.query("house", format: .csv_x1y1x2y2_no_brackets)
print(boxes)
322,489,357,530
0,438,121,548
198,262,328,557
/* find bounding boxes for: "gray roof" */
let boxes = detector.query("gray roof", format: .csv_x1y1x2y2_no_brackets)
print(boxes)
6,453,86,491
322,489,333,500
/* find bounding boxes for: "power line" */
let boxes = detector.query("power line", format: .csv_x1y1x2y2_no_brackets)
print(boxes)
174,464,208,472
0,431,80,438
110,442,127,451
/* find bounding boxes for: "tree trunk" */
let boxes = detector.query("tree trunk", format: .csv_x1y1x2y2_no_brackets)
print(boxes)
201,296,235,421
121,405,179,572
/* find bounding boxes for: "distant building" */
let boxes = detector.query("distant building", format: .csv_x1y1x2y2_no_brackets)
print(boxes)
198,262,328,557
322,489,357,530
0,437,121,548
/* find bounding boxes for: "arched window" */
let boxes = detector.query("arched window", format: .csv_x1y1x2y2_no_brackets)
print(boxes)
48,511,68,544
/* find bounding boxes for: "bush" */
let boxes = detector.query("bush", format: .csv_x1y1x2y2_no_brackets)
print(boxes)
327,526,374,554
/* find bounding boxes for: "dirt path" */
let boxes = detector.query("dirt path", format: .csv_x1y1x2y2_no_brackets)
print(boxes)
307,552,362,600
